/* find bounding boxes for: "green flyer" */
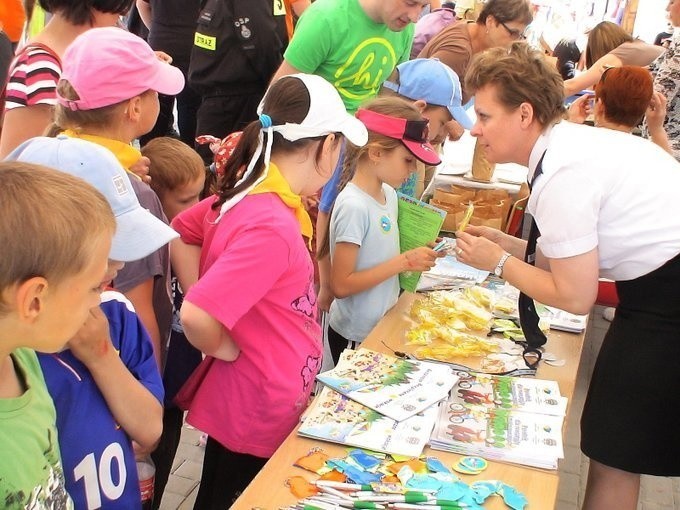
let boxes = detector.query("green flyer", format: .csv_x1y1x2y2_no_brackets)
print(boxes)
397,193,446,292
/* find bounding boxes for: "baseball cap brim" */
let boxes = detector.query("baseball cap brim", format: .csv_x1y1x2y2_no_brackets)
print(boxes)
109,206,179,262
336,115,369,147
448,105,474,130
402,139,442,166
147,61,186,97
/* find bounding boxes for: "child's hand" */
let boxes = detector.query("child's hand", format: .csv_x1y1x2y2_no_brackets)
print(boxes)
154,50,173,64
445,119,465,141
317,285,334,312
68,306,114,367
403,246,439,272
130,156,152,184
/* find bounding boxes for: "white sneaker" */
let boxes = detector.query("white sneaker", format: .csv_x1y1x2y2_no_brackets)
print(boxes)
602,307,615,322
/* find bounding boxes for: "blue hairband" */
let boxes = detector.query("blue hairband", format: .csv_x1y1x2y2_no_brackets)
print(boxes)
259,114,272,129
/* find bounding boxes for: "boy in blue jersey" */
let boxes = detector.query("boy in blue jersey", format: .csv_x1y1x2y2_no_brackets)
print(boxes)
0,162,115,510
7,136,179,509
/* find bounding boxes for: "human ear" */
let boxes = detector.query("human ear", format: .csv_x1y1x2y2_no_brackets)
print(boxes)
367,145,382,164
518,102,534,127
15,277,49,324
413,99,428,113
126,96,143,122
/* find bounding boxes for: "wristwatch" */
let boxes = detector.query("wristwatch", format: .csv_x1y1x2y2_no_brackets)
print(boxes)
494,252,512,278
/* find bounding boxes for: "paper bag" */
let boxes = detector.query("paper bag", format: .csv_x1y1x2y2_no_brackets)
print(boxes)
471,139,496,182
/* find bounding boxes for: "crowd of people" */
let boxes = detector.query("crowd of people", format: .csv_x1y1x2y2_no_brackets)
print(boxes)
0,0,679,509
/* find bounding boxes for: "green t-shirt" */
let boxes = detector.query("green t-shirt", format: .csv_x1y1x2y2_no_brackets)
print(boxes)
0,348,72,509
284,0,414,113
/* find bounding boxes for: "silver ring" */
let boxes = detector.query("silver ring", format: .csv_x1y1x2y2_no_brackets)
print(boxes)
457,248,463,256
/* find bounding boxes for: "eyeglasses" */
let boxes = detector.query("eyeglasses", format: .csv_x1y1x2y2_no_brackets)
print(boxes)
499,21,526,40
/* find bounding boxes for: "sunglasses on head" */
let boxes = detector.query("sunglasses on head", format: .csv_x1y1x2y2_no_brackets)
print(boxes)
403,119,429,143
355,109,429,143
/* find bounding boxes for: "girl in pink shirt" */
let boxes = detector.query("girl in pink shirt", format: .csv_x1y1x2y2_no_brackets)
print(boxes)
170,74,367,508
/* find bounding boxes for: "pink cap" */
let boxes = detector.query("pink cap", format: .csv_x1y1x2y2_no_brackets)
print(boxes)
57,27,185,111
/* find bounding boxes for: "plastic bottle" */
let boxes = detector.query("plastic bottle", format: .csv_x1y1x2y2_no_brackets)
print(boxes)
136,456,155,510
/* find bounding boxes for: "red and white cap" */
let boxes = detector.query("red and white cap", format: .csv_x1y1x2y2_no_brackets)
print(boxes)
355,109,442,166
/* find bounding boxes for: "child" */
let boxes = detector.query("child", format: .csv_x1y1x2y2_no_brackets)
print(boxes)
323,97,444,364
0,0,134,158
315,58,472,312
0,161,115,509
7,135,178,509
140,136,206,508
170,73,367,507
52,26,185,369
380,57,473,197
142,137,207,222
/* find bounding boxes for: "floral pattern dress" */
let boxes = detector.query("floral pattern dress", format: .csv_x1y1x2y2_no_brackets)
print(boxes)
647,34,680,162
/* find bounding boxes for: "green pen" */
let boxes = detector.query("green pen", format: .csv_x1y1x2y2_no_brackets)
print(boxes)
357,492,431,503
391,504,464,510
306,496,385,510
315,481,372,491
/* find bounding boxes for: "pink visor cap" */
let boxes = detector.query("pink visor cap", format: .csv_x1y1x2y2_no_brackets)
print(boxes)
57,27,185,111
355,109,442,166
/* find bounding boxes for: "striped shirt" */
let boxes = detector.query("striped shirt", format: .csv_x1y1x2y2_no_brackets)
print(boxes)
4,44,61,111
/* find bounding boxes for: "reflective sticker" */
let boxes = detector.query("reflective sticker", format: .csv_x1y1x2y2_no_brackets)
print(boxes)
194,32,216,50
273,0,286,16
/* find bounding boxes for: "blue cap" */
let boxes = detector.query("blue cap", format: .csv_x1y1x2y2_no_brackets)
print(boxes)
6,135,178,262
382,58,473,130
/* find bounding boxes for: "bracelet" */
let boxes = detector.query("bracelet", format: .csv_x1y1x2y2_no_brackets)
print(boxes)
493,252,512,278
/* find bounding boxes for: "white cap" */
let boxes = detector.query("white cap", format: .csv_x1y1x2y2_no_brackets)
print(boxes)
216,73,368,221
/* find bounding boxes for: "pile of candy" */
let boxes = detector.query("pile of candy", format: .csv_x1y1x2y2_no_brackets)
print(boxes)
406,288,499,359
285,448,527,510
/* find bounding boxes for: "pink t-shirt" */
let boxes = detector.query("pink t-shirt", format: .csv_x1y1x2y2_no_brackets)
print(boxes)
172,193,322,458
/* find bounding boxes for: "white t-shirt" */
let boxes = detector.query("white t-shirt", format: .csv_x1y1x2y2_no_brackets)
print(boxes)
527,121,680,281
329,182,400,341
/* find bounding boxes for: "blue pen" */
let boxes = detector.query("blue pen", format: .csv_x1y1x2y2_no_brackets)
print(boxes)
433,239,448,252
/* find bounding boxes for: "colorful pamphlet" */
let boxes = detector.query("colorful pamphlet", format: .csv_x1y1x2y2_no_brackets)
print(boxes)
429,373,566,470
447,370,568,416
397,193,446,292
299,386,438,457
316,348,458,422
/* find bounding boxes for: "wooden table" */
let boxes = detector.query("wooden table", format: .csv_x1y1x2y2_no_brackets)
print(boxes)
233,292,586,510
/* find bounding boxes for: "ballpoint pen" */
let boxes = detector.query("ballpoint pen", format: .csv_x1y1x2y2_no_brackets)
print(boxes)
317,485,356,501
389,503,465,510
357,493,432,503
307,496,386,509
433,239,449,252
315,481,373,491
